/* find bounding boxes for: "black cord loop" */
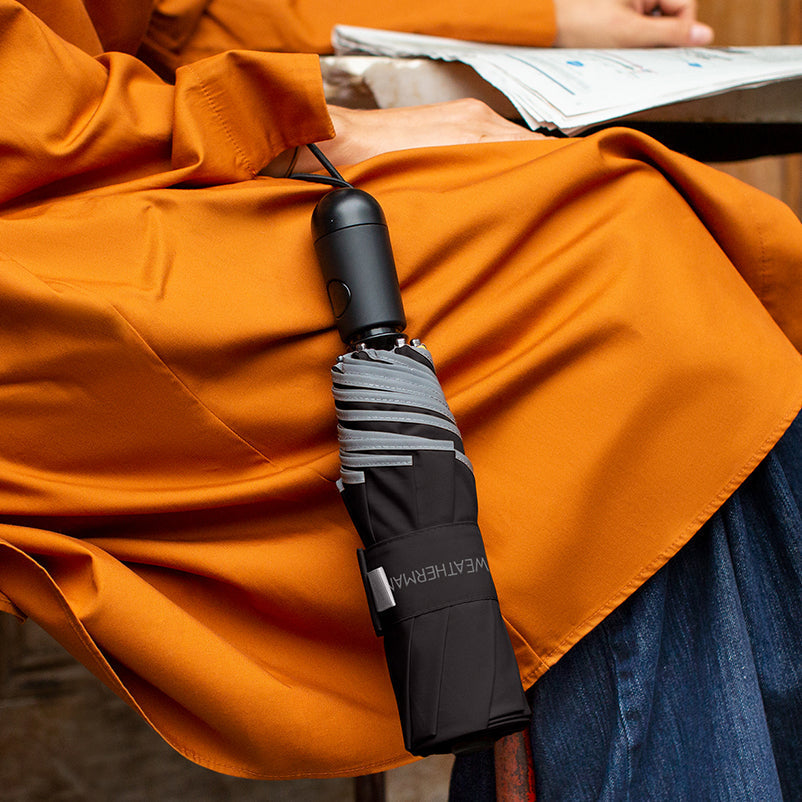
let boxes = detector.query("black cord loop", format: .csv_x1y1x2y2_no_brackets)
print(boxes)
289,143,353,189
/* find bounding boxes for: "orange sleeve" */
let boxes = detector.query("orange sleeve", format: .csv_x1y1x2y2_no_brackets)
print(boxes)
149,0,557,68
0,1,333,206
289,0,558,50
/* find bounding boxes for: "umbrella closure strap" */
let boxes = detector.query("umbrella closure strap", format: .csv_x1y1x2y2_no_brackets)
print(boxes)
357,523,499,636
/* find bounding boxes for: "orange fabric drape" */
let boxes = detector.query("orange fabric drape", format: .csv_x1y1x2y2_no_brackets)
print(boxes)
1,0,801,781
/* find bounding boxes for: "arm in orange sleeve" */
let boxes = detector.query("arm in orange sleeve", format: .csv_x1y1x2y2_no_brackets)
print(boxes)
146,0,557,67
0,0,333,207
234,0,558,53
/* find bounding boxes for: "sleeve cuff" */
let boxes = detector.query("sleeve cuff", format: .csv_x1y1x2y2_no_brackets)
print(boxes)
172,50,335,183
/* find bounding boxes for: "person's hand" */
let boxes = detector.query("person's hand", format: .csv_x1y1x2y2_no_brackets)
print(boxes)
275,100,547,174
553,0,714,47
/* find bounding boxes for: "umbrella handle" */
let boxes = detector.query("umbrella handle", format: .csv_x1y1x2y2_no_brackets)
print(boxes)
312,187,407,349
311,180,533,757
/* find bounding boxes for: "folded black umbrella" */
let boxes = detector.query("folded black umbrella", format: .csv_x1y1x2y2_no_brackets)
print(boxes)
301,147,530,756
331,342,531,756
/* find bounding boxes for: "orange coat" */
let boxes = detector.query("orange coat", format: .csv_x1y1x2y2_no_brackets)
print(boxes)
1,0,801,780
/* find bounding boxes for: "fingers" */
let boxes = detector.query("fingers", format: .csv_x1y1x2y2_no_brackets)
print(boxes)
641,0,694,17
622,14,714,46
644,0,715,46
650,0,697,18
553,0,714,47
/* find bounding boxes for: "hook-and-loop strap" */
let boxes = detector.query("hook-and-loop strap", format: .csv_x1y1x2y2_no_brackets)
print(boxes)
357,523,498,636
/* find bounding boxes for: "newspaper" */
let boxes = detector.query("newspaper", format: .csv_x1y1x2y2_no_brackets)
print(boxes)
333,25,802,134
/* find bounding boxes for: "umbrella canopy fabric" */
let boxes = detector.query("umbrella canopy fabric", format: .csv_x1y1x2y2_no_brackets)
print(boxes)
332,342,531,756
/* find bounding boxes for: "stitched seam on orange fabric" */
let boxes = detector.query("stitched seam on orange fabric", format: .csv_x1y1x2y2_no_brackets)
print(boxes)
755,189,769,302
183,62,258,178
24,266,277,469
539,394,802,669
165,741,415,780
105,299,278,466
502,615,546,689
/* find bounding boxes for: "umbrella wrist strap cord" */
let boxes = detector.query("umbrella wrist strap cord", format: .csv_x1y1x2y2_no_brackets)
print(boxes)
358,522,499,636
288,143,352,189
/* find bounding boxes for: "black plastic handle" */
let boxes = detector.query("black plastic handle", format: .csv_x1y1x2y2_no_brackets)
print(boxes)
312,187,406,348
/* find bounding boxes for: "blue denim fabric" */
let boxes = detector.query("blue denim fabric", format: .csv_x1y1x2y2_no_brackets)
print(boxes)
450,411,802,801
